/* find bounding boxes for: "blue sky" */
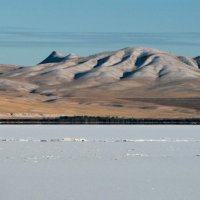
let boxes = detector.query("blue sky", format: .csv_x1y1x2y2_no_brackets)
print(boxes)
0,0,200,65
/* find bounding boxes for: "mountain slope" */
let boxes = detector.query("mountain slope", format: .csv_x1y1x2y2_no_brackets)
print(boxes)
0,47,200,119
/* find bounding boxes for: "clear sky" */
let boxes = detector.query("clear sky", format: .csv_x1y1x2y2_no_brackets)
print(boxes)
0,0,200,65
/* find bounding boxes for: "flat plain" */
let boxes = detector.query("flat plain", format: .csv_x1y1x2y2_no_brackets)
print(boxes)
0,125,200,200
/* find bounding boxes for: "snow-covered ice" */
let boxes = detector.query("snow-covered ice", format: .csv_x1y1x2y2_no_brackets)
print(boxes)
0,125,200,200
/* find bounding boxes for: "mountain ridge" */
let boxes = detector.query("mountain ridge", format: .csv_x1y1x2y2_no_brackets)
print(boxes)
0,47,200,119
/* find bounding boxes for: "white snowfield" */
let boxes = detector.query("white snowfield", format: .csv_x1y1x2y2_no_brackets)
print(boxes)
0,125,200,200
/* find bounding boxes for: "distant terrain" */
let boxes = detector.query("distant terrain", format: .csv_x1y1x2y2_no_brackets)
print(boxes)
0,47,200,120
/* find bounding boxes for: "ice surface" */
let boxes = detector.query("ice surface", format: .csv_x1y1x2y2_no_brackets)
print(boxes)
0,125,200,200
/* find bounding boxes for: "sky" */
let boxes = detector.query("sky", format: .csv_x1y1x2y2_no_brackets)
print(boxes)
0,0,200,65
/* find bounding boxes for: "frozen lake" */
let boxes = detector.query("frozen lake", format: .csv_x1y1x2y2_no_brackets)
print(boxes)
0,125,200,200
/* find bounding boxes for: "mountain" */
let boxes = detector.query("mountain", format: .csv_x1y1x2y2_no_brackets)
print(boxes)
0,47,200,119
39,51,79,64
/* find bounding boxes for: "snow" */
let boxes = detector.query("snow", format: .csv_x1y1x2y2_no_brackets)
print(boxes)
0,125,200,200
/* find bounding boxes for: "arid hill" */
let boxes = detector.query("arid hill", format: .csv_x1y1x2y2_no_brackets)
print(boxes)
0,47,200,119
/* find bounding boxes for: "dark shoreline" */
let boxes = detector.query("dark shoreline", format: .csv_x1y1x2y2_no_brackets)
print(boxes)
0,116,200,125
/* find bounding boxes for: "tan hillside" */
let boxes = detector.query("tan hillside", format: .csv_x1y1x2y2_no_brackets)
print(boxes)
0,47,200,119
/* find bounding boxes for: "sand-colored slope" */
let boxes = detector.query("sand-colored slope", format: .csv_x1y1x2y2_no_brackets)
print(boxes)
0,47,200,119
